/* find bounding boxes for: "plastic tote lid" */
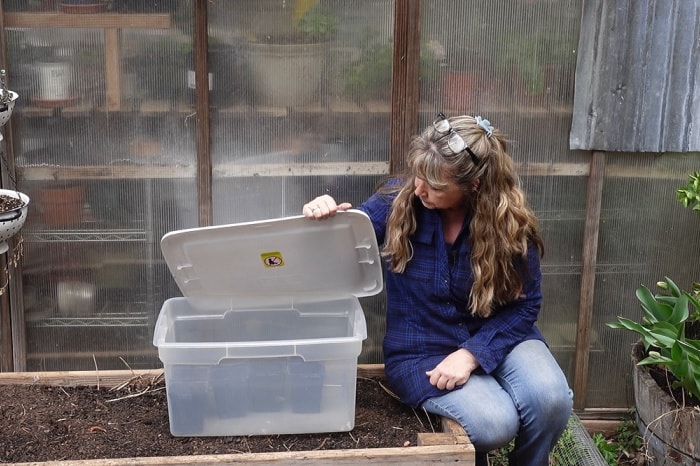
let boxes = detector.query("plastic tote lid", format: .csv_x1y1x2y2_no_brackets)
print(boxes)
161,210,383,301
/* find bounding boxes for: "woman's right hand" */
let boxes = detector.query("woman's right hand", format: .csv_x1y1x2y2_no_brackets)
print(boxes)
303,195,352,219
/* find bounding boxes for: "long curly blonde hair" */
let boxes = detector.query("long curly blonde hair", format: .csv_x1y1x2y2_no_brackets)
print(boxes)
381,115,543,318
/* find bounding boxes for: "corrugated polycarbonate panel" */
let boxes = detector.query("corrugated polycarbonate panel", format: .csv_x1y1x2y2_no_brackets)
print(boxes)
570,0,700,151
209,0,392,224
208,0,393,363
421,0,580,122
586,153,700,407
10,1,194,371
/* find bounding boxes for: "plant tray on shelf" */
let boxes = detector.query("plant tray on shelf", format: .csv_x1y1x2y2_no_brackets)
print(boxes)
30,96,79,108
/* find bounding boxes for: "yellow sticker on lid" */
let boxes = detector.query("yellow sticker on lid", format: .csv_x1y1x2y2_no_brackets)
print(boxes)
261,251,284,268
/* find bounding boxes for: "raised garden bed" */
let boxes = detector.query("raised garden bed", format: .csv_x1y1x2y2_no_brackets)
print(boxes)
1,364,475,465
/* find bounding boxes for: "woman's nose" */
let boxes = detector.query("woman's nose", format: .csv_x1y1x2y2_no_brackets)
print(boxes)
414,179,425,196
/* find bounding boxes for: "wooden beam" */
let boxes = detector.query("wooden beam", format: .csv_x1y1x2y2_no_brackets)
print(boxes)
573,151,606,410
390,0,422,174
4,12,172,29
194,0,212,227
0,445,474,464
0,260,11,371
104,28,122,111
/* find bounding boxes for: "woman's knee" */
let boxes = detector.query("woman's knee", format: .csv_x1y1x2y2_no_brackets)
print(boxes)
497,340,573,426
422,384,520,452
469,414,520,452
457,397,520,451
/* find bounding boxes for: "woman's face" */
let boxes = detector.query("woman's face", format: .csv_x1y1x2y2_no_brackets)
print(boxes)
413,176,467,211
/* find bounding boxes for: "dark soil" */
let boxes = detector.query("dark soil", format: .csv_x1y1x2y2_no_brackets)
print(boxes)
0,376,441,463
0,193,23,214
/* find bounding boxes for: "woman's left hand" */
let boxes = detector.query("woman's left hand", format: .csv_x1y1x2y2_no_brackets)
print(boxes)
303,195,352,219
426,348,480,390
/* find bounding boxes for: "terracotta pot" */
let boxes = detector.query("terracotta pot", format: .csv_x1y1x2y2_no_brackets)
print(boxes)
441,71,477,112
36,183,85,227
632,341,700,465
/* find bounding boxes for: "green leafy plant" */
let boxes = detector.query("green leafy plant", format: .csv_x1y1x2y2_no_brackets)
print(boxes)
677,171,700,213
608,171,700,402
296,3,337,42
343,33,393,99
592,433,618,465
608,277,700,400
496,32,575,96
608,172,700,400
592,413,643,465
247,1,338,45
344,32,441,100
614,414,643,458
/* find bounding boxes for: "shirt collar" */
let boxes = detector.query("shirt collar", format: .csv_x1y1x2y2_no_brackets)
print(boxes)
412,201,474,246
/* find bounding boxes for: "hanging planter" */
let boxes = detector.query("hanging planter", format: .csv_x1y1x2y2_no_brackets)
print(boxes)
0,69,30,294
0,90,19,127
0,69,19,125
0,189,29,255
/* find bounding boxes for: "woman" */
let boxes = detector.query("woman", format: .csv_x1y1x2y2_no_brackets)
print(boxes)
303,114,572,465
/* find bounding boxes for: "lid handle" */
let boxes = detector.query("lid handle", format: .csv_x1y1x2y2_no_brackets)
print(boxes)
176,263,198,284
355,242,377,265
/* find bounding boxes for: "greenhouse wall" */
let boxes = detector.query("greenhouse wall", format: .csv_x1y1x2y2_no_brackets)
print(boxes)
0,0,697,415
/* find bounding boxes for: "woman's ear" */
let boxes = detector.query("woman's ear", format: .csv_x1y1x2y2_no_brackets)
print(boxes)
472,179,480,192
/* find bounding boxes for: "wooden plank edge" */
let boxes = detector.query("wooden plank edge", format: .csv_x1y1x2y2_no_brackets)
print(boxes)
0,369,163,387
5,12,172,29
12,443,475,465
0,365,388,388
580,419,623,437
416,432,470,446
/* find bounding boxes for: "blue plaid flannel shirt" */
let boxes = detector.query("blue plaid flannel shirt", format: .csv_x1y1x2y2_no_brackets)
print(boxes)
358,189,546,408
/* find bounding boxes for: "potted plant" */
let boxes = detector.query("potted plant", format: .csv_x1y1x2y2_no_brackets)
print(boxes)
181,36,246,107
245,0,337,107
343,31,443,104
608,171,700,465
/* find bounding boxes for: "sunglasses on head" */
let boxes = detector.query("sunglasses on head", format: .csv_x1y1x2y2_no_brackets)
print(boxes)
432,113,481,166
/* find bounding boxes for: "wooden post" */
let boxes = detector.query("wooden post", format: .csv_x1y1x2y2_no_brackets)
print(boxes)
104,28,121,111
573,151,606,410
194,0,212,227
390,0,421,175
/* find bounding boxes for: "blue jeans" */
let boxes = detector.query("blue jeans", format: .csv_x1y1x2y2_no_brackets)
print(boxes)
421,339,573,466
